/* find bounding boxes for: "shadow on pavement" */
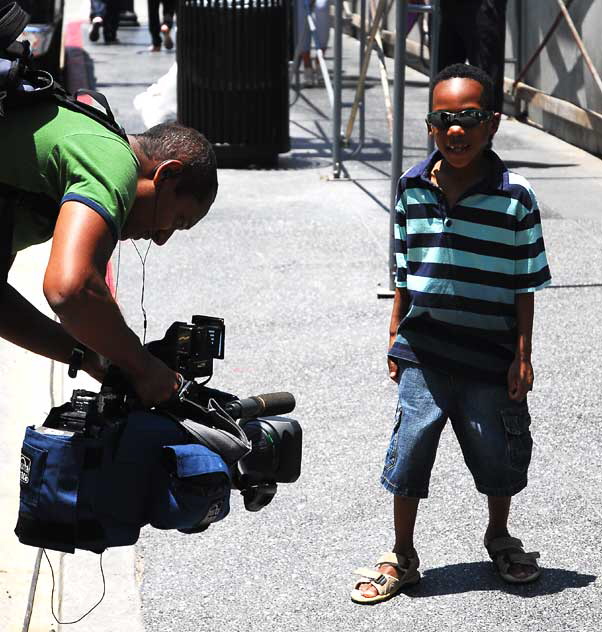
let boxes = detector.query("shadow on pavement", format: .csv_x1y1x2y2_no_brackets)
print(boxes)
401,561,597,599
504,160,578,169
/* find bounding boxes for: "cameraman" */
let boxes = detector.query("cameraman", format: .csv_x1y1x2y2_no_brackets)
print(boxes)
0,103,217,406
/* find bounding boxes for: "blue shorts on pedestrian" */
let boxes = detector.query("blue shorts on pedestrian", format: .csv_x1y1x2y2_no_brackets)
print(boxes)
381,360,533,498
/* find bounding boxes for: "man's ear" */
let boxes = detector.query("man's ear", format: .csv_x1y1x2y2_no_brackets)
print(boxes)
152,160,184,186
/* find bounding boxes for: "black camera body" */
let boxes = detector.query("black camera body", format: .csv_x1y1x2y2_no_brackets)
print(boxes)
147,315,225,380
15,316,302,553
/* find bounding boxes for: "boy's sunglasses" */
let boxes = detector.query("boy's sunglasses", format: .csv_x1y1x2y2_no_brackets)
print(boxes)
426,109,494,129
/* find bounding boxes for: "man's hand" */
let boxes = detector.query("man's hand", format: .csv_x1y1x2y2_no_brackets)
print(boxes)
127,352,181,407
82,346,180,407
82,349,109,382
507,355,533,401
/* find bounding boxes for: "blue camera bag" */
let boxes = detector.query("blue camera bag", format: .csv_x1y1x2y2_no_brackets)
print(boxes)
15,411,231,553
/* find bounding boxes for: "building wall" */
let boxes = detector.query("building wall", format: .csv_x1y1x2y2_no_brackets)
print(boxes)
369,0,602,114
344,0,602,154
506,0,602,114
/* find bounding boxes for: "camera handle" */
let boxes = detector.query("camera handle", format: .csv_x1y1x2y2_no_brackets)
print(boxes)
238,476,277,512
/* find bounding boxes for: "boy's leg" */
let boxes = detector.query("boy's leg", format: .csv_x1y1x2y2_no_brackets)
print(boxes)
486,495,535,580
394,495,420,554
485,494,511,539
451,378,539,581
355,496,420,598
355,361,451,599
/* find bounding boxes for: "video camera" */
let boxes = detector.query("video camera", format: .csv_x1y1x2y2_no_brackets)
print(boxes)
15,316,302,553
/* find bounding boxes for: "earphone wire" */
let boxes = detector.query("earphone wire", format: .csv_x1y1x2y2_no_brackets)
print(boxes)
114,240,121,299
128,165,166,345
131,237,152,344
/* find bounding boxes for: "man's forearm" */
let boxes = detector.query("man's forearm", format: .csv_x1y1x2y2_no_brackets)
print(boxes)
515,291,534,359
45,271,149,379
0,283,79,362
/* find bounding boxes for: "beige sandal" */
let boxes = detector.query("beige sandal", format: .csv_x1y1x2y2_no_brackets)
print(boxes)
485,536,541,584
350,551,420,604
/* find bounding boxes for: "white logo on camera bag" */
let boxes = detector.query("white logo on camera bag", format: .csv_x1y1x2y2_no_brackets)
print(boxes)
20,454,31,485
207,501,222,522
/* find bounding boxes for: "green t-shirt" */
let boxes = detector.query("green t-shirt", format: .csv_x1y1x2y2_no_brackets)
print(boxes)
0,102,139,254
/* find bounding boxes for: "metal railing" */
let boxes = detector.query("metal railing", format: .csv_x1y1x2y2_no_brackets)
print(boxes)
331,0,440,290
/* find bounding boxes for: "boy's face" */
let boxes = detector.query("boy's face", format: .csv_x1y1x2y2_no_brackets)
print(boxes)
428,78,500,169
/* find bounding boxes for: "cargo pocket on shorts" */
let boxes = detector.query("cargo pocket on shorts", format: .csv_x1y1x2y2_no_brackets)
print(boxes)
383,403,403,471
500,407,533,473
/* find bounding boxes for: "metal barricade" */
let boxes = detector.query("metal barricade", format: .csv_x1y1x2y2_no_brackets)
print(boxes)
331,1,440,291
177,0,291,167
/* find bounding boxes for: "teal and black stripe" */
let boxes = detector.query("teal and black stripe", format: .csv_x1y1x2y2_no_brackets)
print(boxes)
389,149,551,383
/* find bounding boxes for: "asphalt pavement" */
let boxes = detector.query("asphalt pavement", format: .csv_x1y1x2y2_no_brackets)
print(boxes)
2,0,602,630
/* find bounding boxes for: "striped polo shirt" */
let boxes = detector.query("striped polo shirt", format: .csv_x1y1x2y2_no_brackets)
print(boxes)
388,149,552,383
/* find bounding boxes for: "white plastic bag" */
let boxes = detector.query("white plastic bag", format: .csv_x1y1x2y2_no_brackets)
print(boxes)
133,63,178,129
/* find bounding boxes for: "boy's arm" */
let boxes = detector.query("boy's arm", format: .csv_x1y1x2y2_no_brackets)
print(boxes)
388,183,409,382
388,287,410,382
507,292,534,401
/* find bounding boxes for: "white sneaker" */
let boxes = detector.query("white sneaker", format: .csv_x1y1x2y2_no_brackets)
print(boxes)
89,16,102,42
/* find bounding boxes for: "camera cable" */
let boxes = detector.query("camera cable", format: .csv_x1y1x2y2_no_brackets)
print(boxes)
42,548,106,625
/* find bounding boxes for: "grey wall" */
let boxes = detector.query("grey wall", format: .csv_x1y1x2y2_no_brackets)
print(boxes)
506,0,602,114
349,0,602,115
344,0,602,153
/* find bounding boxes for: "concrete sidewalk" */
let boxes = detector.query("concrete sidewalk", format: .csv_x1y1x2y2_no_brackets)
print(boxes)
1,0,601,630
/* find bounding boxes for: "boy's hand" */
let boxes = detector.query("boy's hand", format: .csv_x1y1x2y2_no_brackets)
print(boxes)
507,356,533,401
388,288,409,384
388,356,400,383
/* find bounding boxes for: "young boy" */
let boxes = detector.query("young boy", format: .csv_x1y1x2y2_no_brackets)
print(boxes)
351,64,551,604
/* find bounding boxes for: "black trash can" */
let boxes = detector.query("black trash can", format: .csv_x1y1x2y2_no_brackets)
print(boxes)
177,0,290,168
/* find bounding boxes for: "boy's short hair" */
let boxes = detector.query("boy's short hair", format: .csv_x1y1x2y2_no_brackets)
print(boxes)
133,123,218,204
432,63,495,111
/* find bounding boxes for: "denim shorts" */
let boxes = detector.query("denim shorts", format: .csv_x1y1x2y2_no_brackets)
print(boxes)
381,360,533,498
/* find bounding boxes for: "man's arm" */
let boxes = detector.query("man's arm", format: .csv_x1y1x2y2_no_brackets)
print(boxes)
507,291,534,401
0,281,86,362
387,287,410,382
42,200,179,405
